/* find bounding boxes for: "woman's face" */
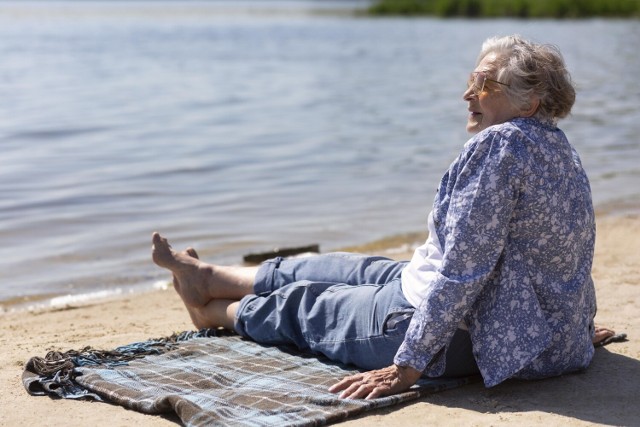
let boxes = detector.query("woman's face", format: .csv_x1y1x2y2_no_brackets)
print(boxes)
463,53,520,134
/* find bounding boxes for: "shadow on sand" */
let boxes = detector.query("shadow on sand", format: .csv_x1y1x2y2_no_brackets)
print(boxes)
358,346,640,425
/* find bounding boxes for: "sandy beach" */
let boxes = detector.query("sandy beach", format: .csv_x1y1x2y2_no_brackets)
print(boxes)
1,212,639,426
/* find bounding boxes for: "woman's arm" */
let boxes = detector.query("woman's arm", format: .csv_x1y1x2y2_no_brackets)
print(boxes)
395,130,522,374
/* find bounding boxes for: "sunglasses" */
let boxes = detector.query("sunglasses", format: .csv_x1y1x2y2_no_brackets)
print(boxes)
467,71,510,96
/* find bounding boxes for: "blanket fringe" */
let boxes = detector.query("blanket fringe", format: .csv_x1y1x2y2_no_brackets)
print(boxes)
25,328,234,379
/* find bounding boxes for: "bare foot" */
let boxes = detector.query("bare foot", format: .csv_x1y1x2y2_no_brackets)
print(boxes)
172,247,199,295
169,247,214,328
172,247,209,327
152,232,216,308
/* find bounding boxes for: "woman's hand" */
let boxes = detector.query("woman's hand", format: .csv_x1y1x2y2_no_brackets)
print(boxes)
328,364,422,400
592,325,616,345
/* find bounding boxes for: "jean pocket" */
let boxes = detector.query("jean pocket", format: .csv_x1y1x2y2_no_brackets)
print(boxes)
383,310,413,336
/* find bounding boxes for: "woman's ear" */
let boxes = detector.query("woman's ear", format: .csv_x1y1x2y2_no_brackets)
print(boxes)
521,96,540,117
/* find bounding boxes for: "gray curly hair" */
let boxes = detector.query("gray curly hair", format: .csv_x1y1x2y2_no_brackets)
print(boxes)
478,35,575,121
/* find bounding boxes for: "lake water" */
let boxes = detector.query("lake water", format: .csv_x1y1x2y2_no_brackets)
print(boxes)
1,1,639,311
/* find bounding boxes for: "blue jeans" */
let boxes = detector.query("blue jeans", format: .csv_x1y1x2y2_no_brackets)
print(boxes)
235,253,478,376
235,253,412,370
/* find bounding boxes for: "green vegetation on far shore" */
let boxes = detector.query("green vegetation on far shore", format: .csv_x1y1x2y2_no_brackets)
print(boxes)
368,0,640,18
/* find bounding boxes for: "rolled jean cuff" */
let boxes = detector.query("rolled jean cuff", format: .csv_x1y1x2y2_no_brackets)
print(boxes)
253,257,283,296
234,296,253,338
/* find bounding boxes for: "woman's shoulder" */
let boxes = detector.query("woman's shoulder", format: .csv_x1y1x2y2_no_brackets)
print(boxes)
465,120,527,153
485,117,556,138
469,117,561,154
457,119,558,175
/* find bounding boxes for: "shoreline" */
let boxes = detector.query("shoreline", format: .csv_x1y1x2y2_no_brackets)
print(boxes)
1,211,639,425
3,199,638,316
0,232,427,316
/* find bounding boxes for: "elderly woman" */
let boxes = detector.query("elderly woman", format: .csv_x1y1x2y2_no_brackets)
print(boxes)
152,35,600,399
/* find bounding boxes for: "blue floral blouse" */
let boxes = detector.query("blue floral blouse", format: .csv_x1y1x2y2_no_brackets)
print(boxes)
394,117,597,387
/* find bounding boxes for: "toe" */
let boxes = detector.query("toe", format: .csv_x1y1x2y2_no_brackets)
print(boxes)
152,232,172,250
186,247,199,259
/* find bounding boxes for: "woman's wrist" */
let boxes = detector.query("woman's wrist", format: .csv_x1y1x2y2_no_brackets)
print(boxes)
394,364,422,385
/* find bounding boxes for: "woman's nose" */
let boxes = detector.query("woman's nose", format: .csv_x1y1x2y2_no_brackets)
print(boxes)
463,85,476,101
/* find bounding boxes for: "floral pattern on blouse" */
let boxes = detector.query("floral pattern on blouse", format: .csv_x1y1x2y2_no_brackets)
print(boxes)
394,117,597,387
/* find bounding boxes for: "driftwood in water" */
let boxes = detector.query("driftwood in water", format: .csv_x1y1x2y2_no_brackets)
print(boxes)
243,244,320,264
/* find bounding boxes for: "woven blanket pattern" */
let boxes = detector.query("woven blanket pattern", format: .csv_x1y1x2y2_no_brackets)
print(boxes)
23,331,474,426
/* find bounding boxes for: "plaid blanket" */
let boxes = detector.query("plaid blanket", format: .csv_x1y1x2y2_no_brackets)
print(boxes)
23,329,476,426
